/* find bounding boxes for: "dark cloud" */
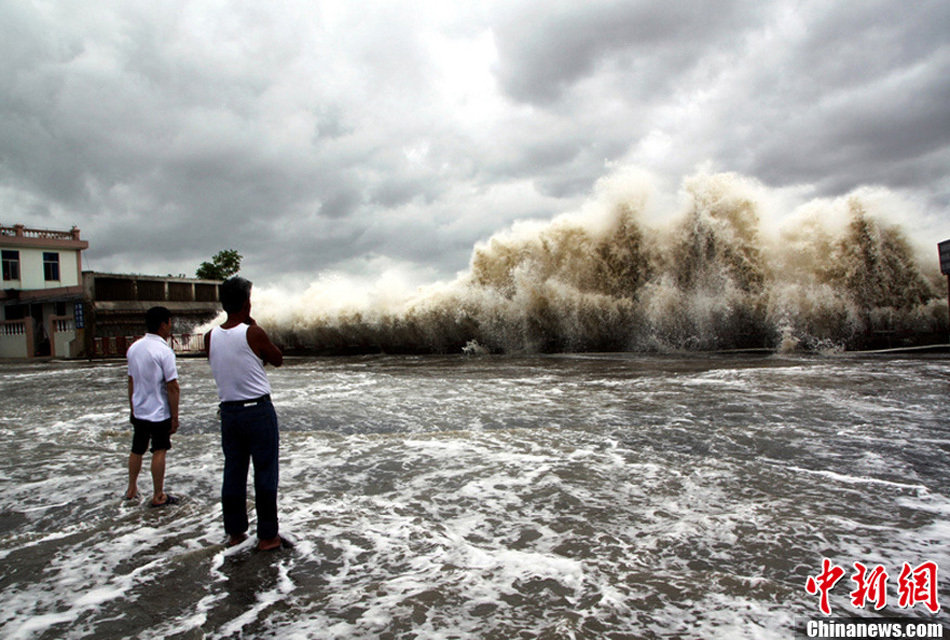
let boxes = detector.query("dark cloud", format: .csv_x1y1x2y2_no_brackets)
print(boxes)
318,187,363,219
491,0,762,104
0,1,946,287
370,178,438,208
711,0,950,199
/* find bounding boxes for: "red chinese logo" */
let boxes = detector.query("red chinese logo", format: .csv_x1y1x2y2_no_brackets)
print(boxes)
850,562,888,610
806,558,847,615
898,561,940,614
806,559,940,615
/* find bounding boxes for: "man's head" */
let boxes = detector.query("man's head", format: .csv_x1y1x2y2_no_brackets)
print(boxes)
145,306,172,336
220,276,253,315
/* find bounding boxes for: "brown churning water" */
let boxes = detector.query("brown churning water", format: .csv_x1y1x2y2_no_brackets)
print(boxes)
257,170,946,354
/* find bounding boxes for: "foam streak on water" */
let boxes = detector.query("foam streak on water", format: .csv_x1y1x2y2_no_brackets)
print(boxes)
0,354,948,639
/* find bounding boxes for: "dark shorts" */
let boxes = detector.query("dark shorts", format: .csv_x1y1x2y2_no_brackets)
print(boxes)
131,417,172,454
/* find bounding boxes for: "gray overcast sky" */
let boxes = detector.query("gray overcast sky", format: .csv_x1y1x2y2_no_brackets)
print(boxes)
1,0,948,289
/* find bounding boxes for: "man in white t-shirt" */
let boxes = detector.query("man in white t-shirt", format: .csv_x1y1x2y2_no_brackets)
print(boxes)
125,306,180,507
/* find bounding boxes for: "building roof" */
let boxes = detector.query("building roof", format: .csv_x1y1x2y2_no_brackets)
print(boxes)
0,224,89,251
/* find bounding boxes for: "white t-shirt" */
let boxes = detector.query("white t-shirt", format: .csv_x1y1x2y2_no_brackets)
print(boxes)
127,333,178,421
208,324,272,402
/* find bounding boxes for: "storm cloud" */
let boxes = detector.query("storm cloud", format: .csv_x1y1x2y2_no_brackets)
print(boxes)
1,0,947,286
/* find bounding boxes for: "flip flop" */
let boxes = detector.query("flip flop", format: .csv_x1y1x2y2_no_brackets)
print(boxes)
149,495,180,508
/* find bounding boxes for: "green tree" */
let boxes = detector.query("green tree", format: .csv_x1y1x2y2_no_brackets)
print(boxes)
196,249,242,280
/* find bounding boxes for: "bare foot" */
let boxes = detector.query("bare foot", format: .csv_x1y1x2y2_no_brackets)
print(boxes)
124,491,139,500
257,536,282,551
227,533,248,547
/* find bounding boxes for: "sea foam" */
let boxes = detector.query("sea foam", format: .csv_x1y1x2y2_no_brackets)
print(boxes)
238,167,946,353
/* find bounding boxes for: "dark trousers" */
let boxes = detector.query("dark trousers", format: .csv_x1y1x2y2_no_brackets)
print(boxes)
220,400,279,540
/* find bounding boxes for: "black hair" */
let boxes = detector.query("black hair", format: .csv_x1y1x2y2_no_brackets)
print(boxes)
145,306,172,333
220,276,253,314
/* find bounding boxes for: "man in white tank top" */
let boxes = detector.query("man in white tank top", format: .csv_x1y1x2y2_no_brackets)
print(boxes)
205,276,285,551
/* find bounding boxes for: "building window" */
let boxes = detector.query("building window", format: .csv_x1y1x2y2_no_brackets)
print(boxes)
43,252,60,281
1,250,19,281
4,304,26,320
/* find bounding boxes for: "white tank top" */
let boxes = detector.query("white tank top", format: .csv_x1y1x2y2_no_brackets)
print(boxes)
209,324,272,402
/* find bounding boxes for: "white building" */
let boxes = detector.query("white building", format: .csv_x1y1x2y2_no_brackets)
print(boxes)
1,224,88,358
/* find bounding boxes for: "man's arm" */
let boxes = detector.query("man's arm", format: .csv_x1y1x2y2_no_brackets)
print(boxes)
246,321,283,367
204,331,211,358
128,376,135,422
166,379,180,434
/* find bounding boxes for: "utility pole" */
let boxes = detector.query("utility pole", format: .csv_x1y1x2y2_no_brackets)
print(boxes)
940,240,950,343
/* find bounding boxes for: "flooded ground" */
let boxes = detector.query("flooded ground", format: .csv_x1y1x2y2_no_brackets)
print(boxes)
0,353,948,638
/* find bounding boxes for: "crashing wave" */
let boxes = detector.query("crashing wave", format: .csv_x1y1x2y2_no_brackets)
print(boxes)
255,168,946,354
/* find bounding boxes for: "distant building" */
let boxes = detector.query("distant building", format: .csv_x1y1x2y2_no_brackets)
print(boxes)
81,271,222,357
1,224,88,358
1,223,222,358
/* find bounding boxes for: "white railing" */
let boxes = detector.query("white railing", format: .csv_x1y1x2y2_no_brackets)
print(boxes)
93,333,206,357
171,334,205,354
0,321,207,358
0,224,81,240
0,320,30,358
92,336,133,357
50,315,77,358
0,320,27,336
53,317,75,333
